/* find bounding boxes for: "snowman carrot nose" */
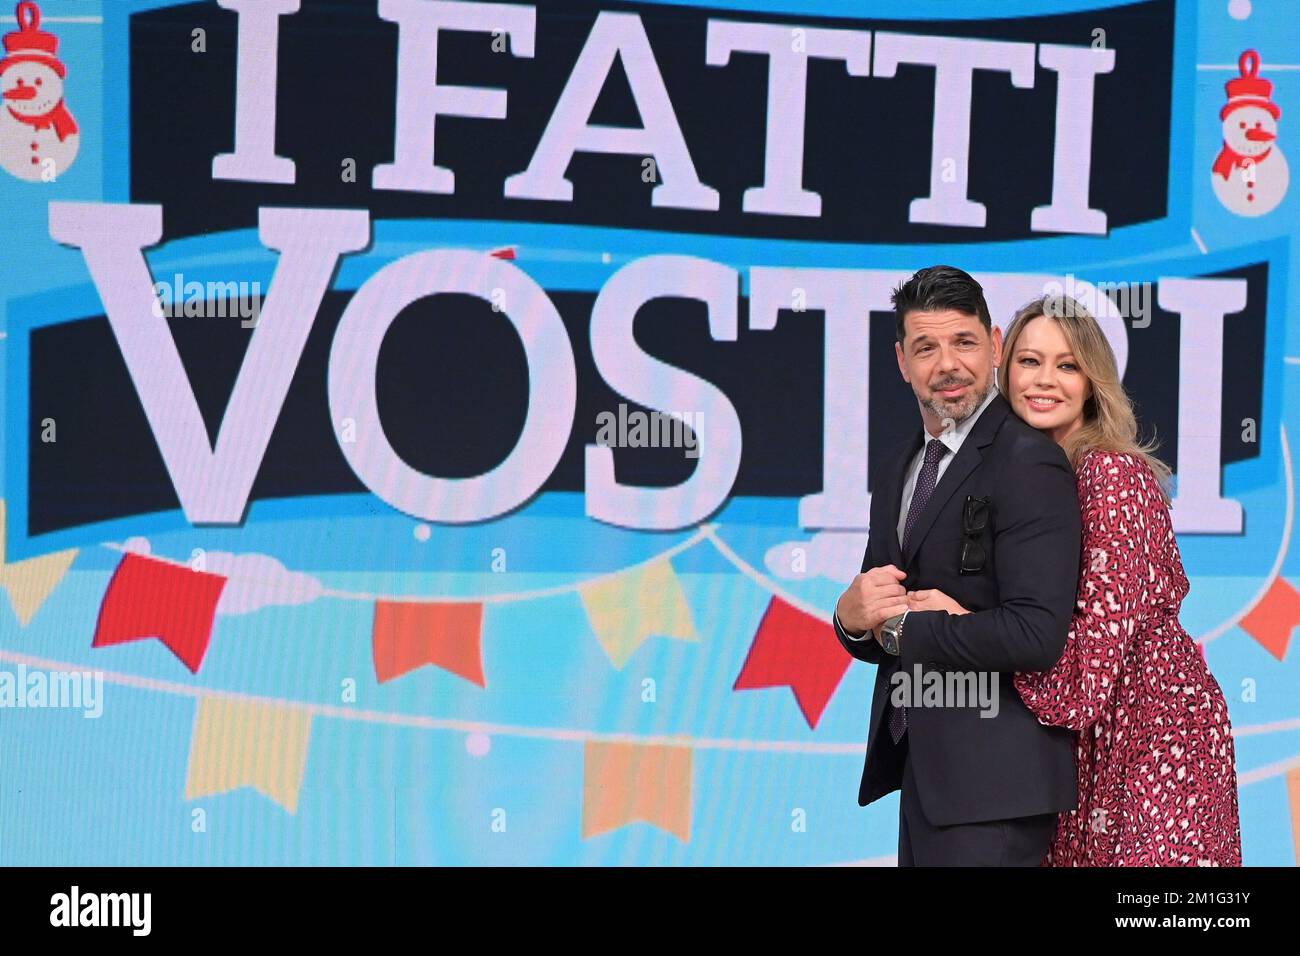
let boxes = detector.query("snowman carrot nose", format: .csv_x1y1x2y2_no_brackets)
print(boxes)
1245,128,1276,142
3,85,37,100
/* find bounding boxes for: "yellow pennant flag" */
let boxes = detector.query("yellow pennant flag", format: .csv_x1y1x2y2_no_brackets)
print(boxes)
185,697,312,813
582,740,692,842
579,559,696,669
0,499,78,626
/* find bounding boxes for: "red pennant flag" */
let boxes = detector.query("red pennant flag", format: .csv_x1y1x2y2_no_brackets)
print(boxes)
733,596,851,729
372,600,486,685
93,552,227,673
1239,577,1300,660
489,246,516,260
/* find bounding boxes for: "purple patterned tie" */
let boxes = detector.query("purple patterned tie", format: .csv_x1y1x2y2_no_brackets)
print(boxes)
902,438,949,554
888,690,908,744
890,437,948,743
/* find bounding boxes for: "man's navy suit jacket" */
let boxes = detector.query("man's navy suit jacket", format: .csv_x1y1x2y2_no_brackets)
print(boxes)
834,391,1081,826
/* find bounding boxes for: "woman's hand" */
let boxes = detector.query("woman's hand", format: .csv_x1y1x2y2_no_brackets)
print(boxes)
906,588,970,615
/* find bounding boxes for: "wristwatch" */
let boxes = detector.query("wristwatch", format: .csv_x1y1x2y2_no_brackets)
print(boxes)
879,611,907,656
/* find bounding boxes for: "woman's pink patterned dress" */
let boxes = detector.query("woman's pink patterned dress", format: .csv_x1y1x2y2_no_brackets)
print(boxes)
1013,450,1242,866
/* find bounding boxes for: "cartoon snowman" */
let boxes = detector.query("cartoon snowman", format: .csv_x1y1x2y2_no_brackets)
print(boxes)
1212,49,1288,217
0,1,79,182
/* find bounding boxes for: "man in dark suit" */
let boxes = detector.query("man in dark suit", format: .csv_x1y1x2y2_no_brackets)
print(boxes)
833,265,1080,866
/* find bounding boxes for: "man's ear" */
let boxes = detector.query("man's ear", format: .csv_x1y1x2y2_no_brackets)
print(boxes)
990,324,1004,368
895,340,910,383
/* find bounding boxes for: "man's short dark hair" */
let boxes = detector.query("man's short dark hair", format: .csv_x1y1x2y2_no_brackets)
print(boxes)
891,265,993,344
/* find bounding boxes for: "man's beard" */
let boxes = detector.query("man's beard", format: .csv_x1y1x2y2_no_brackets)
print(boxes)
921,377,991,426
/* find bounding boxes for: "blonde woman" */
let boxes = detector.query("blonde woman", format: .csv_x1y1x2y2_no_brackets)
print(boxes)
906,295,1242,866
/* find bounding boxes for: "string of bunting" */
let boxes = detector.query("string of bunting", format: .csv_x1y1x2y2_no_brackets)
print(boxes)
84,523,850,726
1,495,1298,844
1,507,851,839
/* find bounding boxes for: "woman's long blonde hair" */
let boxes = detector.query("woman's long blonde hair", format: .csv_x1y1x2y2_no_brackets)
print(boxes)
998,295,1172,498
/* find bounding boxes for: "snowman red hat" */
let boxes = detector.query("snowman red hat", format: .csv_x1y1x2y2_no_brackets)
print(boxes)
1219,50,1280,122
0,1,66,78
1212,49,1283,183
1,0,78,144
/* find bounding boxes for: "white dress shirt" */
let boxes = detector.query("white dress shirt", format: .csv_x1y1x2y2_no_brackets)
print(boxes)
895,386,999,547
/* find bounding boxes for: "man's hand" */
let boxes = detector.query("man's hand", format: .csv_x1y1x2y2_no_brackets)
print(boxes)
907,588,970,616
835,565,909,641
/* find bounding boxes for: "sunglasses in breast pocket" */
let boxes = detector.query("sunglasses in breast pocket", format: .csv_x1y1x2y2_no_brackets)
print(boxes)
959,495,991,574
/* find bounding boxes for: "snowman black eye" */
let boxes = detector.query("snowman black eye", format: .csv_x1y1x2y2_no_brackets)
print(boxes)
34,78,41,86
1240,121,1246,128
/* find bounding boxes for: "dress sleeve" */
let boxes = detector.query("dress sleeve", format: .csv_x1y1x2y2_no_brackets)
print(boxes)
1013,453,1152,731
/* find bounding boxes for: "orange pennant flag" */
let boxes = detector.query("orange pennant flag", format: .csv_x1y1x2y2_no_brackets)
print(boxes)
582,740,692,842
1289,766,1300,865
1239,577,1300,660
372,600,486,685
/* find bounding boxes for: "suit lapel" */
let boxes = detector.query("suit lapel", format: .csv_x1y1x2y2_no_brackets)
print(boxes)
901,392,1010,566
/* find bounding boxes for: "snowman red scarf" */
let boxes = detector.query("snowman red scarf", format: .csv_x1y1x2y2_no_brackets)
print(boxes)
8,96,77,141
1214,142,1272,181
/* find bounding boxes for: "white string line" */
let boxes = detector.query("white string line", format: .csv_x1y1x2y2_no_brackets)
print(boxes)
699,525,828,619
103,524,716,605
1,640,1295,767
86,421,1294,629
99,520,834,618
1198,425,1294,644
1237,752,1300,787
1231,716,1300,738
0,648,864,754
